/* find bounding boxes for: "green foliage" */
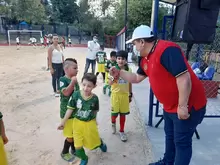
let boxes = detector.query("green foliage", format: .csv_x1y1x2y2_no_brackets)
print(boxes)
50,0,79,24
10,0,46,24
1,0,170,37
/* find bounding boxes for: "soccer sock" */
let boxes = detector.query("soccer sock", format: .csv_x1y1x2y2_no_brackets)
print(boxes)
70,140,75,152
102,72,106,80
119,115,126,132
111,115,118,124
75,148,88,160
62,139,71,154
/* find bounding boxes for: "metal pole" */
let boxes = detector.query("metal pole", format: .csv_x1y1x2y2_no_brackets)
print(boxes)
150,0,155,29
124,0,128,50
148,0,159,127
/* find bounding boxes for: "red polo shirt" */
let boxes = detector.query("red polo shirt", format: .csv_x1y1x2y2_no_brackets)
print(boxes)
137,40,207,113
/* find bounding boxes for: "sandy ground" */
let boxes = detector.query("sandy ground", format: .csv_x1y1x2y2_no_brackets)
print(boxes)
0,46,153,165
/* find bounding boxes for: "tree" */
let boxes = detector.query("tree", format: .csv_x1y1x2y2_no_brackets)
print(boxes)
0,0,12,17
50,0,79,24
11,0,46,24
110,0,169,35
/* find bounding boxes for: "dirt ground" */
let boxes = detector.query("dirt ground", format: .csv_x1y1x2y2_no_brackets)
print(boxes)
0,46,153,165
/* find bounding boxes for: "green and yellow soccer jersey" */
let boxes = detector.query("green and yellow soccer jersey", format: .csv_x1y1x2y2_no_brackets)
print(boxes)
105,60,117,70
59,76,80,119
67,90,99,121
96,51,106,64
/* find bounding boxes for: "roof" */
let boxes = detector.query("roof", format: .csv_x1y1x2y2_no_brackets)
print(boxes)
160,0,176,4
117,27,126,36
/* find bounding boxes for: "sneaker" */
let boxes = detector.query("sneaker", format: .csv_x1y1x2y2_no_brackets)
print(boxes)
70,149,76,155
55,93,60,97
112,123,116,134
60,153,75,162
119,132,127,142
80,159,88,165
149,159,166,165
100,140,107,152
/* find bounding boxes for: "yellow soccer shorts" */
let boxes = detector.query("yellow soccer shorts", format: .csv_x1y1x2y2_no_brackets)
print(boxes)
72,118,101,150
0,137,7,165
63,119,73,138
97,64,105,73
111,93,130,116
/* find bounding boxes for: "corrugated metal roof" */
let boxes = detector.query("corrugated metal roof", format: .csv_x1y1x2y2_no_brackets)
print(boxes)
160,0,176,4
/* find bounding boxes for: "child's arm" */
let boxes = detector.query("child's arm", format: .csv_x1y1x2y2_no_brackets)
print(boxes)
93,95,99,125
62,77,78,96
129,83,133,103
128,68,133,102
0,112,8,145
58,94,76,130
57,109,73,130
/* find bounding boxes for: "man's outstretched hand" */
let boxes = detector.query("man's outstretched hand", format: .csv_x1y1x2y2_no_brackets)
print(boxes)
109,67,120,79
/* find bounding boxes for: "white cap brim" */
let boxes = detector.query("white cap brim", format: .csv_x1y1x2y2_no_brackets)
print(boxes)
126,38,134,44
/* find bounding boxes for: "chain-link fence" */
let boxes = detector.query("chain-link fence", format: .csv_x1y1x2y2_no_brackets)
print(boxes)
0,23,115,47
0,24,96,45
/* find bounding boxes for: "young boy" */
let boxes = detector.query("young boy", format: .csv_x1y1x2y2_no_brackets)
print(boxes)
96,45,107,82
58,58,80,162
58,73,107,165
0,111,8,165
108,50,133,142
103,51,117,95
68,37,72,47
16,36,20,50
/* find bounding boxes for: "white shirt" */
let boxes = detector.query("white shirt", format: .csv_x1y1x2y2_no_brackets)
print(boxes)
87,40,100,60
52,48,63,63
16,37,19,43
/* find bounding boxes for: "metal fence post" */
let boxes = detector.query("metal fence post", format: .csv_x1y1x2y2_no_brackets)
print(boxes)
148,0,159,127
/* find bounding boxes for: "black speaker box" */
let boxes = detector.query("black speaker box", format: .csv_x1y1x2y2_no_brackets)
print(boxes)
171,0,220,44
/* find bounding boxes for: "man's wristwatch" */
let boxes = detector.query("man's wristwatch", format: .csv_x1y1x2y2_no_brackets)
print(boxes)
129,92,133,97
108,75,114,81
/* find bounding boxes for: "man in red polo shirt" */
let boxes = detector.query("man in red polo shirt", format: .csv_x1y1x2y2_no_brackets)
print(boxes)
110,25,207,165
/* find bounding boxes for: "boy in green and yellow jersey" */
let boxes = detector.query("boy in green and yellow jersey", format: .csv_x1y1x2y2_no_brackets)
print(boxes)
0,111,8,165
58,73,107,165
58,58,80,162
103,51,117,95
96,45,107,82
108,50,133,142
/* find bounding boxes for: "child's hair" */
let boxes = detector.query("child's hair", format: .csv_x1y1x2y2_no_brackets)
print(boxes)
110,51,116,57
116,50,128,60
82,73,97,86
63,58,77,69
65,58,77,64
52,33,58,38
100,45,104,50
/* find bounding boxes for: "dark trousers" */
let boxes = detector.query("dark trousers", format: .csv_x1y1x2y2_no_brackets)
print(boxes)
163,106,206,165
52,63,64,92
84,58,96,75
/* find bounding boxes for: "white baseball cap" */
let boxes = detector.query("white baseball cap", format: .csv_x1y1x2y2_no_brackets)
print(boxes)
126,25,154,44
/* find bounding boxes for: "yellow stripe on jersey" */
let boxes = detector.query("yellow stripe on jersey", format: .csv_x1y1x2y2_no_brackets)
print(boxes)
67,106,75,110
